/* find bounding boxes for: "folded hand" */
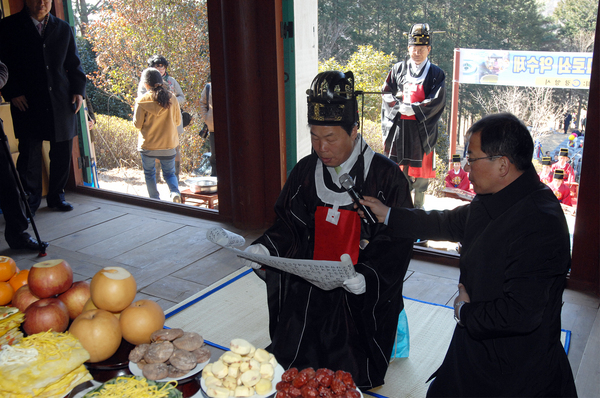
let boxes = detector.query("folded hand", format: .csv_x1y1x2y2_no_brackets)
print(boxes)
239,244,269,270
343,273,366,295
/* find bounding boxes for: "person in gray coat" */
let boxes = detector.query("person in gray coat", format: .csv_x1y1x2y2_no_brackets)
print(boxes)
199,79,215,176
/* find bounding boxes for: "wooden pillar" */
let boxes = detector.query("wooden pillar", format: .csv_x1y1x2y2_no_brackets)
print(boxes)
207,0,286,229
569,5,600,296
449,48,460,158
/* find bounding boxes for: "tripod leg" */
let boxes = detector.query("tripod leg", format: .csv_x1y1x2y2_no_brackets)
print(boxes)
0,125,47,256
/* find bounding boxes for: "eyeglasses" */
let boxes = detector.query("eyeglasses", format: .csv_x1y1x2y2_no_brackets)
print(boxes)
154,64,166,68
465,155,502,166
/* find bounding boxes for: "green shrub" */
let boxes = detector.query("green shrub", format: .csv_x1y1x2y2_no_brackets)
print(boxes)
178,120,209,173
427,152,449,198
360,119,384,154
93,114,208,173
94,114,140,169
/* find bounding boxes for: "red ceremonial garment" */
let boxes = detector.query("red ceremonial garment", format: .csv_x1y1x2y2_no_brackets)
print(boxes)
538,169,553,185
550,162,575,183
313,206,361,264
550,183,572,206
407,151,436,179
400,83,425,121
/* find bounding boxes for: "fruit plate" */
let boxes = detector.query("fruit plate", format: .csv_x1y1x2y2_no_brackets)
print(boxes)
129,358,210,382
200,364,284,398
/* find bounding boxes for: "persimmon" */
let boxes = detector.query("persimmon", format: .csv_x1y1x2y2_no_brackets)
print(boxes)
9,270,29,292
0,281,14,306
0,256,17,282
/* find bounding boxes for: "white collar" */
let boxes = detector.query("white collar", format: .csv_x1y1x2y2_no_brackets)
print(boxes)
409,58,429,74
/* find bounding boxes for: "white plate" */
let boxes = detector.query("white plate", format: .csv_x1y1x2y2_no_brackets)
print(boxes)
70,379,204,398
129,358,210,382
70,381,101,398
200,364,284,398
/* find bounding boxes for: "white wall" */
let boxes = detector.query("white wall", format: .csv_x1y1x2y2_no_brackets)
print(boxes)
293,0,318,162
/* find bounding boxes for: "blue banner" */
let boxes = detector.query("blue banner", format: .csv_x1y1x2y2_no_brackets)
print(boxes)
458,49,592,89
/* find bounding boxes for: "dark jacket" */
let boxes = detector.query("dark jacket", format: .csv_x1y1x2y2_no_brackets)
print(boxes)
389,166,577,397
0,8,86,142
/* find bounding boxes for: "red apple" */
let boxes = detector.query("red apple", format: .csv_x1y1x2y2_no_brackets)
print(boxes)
11,285,40,312
23,297,70,335
57,281,91,320
28,259,73,298
69,309,122,363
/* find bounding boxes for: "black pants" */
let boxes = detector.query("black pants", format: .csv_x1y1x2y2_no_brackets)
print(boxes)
0,120,29,246
209,130,217,176
16,136,73,213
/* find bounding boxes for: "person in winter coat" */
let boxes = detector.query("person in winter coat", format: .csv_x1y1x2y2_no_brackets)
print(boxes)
199,78,215,176
138,55,185,181
133,68,182,202
0,0,87,214
360,113,577,398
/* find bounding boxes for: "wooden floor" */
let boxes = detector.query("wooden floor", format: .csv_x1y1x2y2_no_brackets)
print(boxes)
1,192,598,397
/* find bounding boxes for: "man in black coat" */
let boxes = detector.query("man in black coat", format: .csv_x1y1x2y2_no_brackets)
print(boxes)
0,0,87,214
361,113,577,397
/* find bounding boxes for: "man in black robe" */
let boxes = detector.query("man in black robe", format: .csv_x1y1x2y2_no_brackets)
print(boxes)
242,71,414,390
381,23,446,208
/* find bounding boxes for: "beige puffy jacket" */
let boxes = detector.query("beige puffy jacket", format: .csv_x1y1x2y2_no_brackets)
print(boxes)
133,91,181,151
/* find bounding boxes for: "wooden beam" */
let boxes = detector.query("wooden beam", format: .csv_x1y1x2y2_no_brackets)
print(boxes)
207,0,285,229
569,5,600,296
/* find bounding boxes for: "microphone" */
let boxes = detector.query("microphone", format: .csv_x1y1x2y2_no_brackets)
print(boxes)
339,173,378,225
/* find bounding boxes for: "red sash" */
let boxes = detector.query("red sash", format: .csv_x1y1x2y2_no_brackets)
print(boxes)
313,206,360,264
401,83,425,120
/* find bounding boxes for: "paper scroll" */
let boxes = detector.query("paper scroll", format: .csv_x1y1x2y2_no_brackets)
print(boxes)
206,227,357,290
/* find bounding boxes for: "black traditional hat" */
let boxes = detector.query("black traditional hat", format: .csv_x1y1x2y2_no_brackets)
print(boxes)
147,55,169,68
307,71,358,126
452,154,461,163
541,156,551,165
559,148,569,157
553,169,565,180
406,23,431,46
